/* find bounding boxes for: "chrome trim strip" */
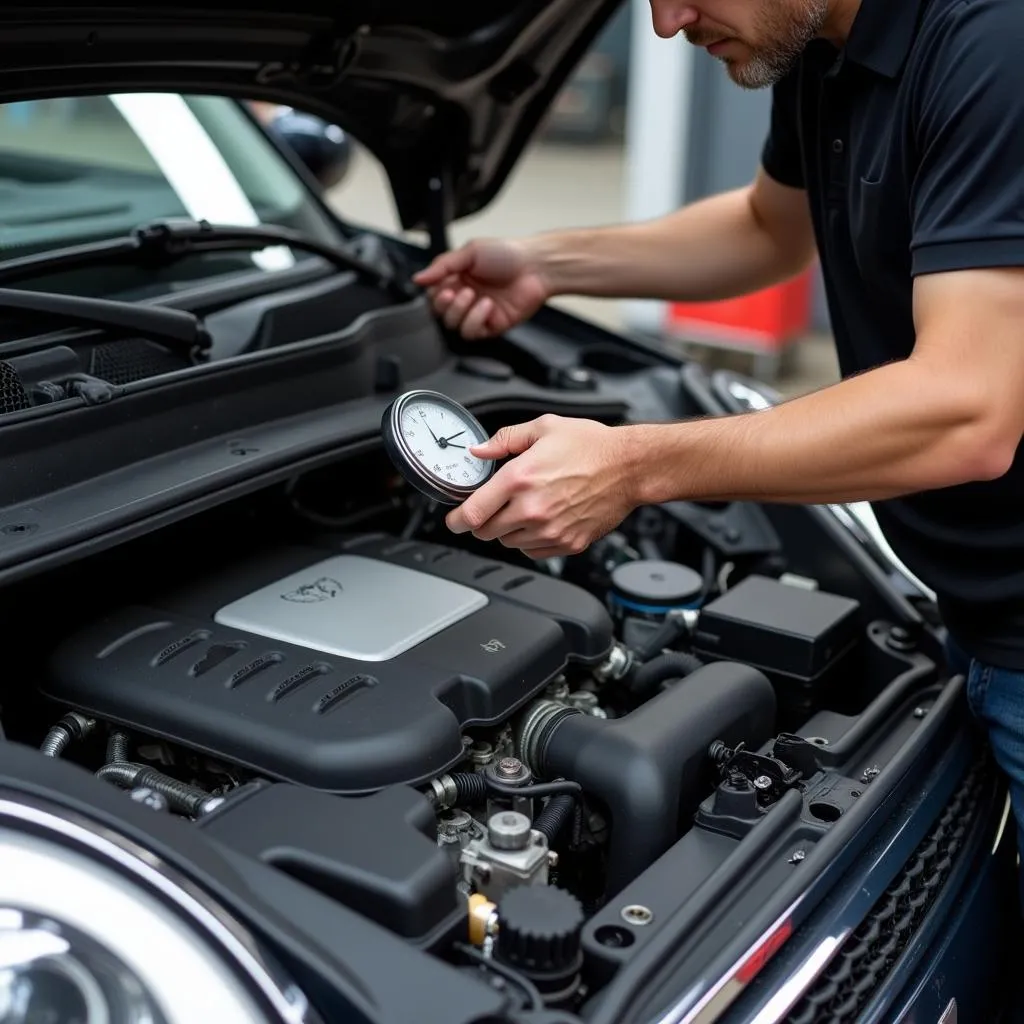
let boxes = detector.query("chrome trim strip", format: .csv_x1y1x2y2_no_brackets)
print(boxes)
746,934,847,1024
653,895,810,1024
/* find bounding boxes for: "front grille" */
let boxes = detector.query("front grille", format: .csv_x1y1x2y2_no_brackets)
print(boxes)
784,757,991,1024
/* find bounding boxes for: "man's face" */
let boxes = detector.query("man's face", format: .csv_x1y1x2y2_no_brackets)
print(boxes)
650,0,830,89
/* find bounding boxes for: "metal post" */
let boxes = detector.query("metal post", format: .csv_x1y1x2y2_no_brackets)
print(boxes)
621,0,694,337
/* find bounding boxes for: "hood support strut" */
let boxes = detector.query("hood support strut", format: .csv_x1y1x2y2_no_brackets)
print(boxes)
424,167,452,258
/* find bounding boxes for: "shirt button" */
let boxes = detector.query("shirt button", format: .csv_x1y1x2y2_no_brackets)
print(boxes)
832,138,844,154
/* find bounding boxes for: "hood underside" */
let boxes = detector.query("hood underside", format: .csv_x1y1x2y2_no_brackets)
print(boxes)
0,1,623,231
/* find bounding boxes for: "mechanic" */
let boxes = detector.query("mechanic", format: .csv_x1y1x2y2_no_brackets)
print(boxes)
413,0,1024,902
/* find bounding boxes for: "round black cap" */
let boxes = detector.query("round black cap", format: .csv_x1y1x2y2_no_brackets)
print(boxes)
610,559,703,608
496,885,585,976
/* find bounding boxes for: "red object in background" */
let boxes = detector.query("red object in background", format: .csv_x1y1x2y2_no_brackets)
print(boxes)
665,269,814,352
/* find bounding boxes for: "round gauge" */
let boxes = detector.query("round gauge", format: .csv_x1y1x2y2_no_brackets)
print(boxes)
381,389,494,505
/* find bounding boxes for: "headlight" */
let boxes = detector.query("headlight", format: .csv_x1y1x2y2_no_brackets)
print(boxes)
0,799,319,1024
0,907,171,1024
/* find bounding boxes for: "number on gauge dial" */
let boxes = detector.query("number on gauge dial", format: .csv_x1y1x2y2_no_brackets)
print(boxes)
400,397,489,487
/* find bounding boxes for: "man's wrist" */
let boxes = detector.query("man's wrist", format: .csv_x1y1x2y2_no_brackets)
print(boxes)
616,423,672,508
521,232,570,300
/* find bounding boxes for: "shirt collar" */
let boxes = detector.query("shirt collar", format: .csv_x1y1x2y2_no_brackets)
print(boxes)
844,0,925,78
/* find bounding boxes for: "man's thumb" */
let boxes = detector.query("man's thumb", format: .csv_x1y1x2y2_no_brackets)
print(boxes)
471,420,543,460
412,243,476,286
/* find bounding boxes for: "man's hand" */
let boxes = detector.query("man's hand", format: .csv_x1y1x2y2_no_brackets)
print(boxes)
445,415,638,559
412,239,552,340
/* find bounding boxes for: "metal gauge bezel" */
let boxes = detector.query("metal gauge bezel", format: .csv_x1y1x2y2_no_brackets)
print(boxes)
381,389,494,506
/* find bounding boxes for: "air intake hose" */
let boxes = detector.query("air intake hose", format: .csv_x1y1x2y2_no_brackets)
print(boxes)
519,661,776,895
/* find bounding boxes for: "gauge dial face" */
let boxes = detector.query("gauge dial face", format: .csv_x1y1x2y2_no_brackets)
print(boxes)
382,390,494,504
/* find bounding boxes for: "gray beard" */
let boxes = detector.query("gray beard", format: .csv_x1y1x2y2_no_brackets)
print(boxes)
712,0,828,89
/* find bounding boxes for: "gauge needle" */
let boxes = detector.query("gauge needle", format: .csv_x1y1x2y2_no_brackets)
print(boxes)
440,431,465,443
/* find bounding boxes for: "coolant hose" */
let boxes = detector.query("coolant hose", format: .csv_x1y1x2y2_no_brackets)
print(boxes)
632,618,689,663
96,762,217,818
425,771,489,809
106,729,130,763
40,712,95,758
533,794,576,846
628,651,705,697
519,661,776,895
448,772,488,804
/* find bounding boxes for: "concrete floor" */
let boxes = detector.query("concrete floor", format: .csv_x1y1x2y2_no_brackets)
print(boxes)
327,140,841,398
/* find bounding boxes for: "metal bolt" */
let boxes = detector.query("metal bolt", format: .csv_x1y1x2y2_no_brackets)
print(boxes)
439,810,474,838
545,679,570,701
789,849,806,865
753,775,773,792
860,765,881,784
621,904,654,927
887,626,916,652
469,741,494,766
594,644,633,683
913,707,927,719
497,757,524,778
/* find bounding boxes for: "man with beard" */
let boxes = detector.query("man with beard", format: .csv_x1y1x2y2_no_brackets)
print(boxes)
413,0,1024,905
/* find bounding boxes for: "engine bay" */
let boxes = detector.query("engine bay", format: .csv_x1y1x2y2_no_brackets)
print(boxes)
0,434,948,1015
45,537,615,793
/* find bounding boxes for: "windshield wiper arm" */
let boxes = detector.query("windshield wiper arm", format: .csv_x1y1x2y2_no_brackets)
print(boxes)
136,220,417,299
0,288,210,362
0,219,419,301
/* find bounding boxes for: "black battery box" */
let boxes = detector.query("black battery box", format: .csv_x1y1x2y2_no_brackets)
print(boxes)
692,575,860,719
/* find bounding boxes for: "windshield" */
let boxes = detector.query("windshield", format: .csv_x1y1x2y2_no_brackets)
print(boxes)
0,94,344,298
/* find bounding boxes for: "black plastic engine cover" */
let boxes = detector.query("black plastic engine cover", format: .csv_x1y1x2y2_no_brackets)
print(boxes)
44,537,614,793
198,782,459,941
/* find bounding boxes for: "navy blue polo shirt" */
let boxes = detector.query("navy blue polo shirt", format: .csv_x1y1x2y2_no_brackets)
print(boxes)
761,0,1024,667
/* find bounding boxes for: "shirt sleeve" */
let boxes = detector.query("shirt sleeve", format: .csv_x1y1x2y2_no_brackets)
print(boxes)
760,68,805,189
910,0,1024,276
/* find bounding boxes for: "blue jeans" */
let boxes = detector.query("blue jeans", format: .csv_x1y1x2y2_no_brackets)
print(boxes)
947,636,1024,911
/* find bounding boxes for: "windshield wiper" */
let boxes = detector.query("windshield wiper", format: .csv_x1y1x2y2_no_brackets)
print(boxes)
0,219,419,301
0,287,210,362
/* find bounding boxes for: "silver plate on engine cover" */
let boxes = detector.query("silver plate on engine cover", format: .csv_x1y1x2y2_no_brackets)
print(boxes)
213,554,488,661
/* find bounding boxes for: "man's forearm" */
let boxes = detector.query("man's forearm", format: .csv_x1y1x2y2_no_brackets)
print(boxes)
626,357,1010,507
528,183,812,304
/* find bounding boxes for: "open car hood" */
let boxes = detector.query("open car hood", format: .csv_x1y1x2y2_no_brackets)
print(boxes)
0,1,623,231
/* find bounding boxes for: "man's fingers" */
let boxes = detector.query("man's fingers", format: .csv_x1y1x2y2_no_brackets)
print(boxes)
523,546,566,561
412,246,475,286
432,274,462,298
471,420,546,461
470,509,530,543
461,297,495,339
446,476,512,535
433,289,456,316
443,287,478,330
